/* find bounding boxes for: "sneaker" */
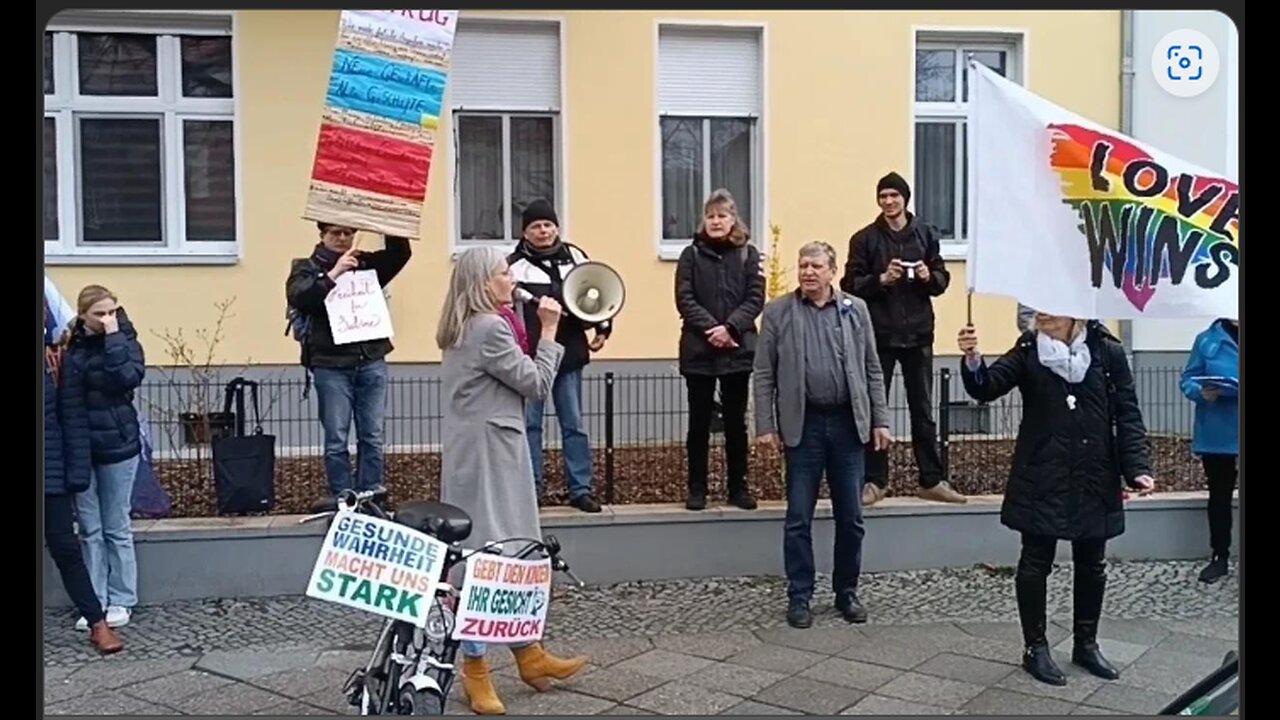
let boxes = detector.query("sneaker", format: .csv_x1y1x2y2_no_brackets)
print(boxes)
918,481,968,504
106,606,131,628
74,616,90,632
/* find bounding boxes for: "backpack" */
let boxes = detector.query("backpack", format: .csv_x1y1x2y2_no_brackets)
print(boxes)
283,305,315,399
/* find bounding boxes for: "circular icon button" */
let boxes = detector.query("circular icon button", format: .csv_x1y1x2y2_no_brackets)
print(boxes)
1152,29,1220,98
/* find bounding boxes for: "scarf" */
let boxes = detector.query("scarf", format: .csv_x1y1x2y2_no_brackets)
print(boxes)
1036,324,1091,384
311,242,345,271
520,238,565,259
497,304,530,355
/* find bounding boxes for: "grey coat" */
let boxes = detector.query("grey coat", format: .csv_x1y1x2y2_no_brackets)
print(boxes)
753,289,890,447
439,313,564,550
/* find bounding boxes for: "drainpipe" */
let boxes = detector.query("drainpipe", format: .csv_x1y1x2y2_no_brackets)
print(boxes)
1118,10,1136,356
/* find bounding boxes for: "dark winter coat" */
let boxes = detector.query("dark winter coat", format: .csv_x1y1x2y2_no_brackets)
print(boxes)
508,240,613,376
285,237,412,369
45,356,91,496
841,213,950,349
960,322,1152,541
61,308,147,466
674,233,764,376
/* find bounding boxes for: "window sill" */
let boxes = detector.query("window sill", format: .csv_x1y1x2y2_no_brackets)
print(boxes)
940,243,969,261
44,252,241,267
658,243,689,262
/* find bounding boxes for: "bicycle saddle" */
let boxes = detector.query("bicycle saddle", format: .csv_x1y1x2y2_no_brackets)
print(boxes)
394,500,473,543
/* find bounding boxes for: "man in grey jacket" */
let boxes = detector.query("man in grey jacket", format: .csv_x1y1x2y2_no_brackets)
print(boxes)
754,241,893,629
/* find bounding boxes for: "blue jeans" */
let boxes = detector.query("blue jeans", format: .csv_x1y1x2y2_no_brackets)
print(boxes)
74,455,141,610
461,640,531,658
525,369,592,499
313,360,388,497
783,406,867,604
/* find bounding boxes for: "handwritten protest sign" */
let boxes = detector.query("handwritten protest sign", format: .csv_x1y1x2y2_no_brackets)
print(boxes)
306,509,450,627
303,10,459,238
325,269,394,345
452,554,552,644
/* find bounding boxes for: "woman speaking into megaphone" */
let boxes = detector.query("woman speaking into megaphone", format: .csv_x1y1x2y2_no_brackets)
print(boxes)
507,199,611,514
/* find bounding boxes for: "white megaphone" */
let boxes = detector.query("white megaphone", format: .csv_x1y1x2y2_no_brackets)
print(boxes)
561,261,626,323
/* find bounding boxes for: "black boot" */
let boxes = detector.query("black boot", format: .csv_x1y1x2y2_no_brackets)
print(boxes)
1072,555,1120,680
1199,554,1229,584
686,480,707,511
1016,563,1067,686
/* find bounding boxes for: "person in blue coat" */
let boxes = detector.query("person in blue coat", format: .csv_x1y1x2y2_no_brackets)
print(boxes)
61,285,146,630
1180,318,1239,584
44,297,122,653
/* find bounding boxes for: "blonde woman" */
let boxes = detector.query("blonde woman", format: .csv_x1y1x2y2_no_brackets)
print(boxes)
61,285,146,631
436,247,588,715
674,189,764,511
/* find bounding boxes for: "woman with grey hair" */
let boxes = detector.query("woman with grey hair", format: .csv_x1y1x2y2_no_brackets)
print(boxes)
436,246,588,714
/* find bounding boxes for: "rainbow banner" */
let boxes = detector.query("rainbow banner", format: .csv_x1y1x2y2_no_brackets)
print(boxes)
303,10,459,238
966,60,1238,320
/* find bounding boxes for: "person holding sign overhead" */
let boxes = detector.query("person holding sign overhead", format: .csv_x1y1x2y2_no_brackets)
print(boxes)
1180,318,1239,584
436,246,588,715
957,315,1155,687
286,223,411,503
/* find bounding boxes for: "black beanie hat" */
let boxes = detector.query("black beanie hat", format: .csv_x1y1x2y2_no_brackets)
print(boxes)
876,172,911,204
521,199,559,232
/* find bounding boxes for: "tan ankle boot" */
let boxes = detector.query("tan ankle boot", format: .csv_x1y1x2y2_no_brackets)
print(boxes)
511,643,588,692
460,656,505,715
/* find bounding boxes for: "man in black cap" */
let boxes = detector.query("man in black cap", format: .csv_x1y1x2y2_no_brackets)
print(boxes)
841,172,966,506
508,199,610,513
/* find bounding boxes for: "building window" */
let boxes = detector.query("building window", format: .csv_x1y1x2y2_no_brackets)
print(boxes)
43,12,237,263
913,34,1020,247
658,25,762,252
450,20,561,244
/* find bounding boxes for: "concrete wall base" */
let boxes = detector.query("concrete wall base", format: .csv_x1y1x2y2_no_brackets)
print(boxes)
43,493,1237,608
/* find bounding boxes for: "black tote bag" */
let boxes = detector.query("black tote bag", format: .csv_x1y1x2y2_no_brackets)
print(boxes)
212,378,276,515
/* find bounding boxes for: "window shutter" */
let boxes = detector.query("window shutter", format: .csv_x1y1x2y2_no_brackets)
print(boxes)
658,26,761,117
449,20,560,112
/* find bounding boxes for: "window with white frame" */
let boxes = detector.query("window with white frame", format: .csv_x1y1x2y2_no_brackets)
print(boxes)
43,12,237,262
658,25,761,251
913,34,1020,247
449,19,561,244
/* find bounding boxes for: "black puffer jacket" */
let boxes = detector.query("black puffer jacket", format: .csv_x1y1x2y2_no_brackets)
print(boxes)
960,322,1152,540
61,308,147,466
675,234,764,376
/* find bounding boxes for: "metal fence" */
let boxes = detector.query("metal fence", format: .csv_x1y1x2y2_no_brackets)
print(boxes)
134,366,1206,517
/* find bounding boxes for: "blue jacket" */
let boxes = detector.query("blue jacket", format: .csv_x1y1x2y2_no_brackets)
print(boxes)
1180,319,1239,456
61,307,147,465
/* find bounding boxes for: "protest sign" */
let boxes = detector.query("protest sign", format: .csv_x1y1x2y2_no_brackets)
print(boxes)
966,60,1238,320
324,269,394,345
305,509,450,627
303,10,459,238
452,554,553,644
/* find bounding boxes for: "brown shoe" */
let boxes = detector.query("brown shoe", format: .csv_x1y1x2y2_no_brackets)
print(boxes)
511,643,587,692
862,484,886,507
89,620,123,655
460,656,506,715
918,482,967,504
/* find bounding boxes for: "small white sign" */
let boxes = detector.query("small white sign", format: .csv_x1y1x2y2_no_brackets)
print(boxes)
305,509,450,627
452,554,553,644
325,269,394,345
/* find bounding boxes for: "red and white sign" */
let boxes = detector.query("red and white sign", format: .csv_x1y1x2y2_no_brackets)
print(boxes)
451,554,552,644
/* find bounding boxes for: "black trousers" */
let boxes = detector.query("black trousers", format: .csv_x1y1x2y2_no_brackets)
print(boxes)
685,372,751,497
1202,454,1237,557
866,346,944,489
1015,533,1107,647
45,493,106,626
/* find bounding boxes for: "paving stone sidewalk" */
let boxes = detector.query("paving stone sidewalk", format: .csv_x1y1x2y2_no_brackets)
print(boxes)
44,560,1238,716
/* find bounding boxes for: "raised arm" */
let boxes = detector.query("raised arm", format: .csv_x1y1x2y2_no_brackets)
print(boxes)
479,317,563,401
366,236,412,287
959,333,1028,403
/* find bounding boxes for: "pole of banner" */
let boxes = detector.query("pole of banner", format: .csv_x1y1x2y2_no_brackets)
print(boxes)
966,291,973,327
